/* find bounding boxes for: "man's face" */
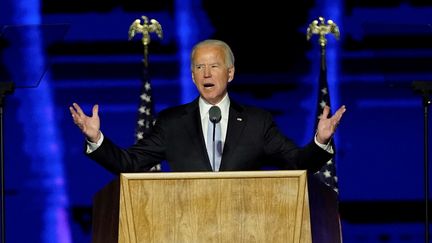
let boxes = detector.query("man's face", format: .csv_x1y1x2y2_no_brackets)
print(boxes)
191,45,234,105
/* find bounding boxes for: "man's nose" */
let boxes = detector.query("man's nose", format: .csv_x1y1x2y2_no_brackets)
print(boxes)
204,67,211,77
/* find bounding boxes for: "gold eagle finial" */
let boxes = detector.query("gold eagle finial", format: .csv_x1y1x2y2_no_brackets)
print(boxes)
306,17,339,47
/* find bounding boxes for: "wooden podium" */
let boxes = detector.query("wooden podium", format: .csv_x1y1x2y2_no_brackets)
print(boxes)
92,170,341,243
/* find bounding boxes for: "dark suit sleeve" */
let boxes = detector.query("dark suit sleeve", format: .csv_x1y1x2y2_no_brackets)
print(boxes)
261,110,332,172
86,114,167,174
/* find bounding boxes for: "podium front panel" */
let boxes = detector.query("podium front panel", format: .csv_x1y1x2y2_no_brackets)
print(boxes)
117,171,311,243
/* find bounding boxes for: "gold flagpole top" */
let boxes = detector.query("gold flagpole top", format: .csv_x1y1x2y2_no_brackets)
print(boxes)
128,16,163,67
306,17,340,47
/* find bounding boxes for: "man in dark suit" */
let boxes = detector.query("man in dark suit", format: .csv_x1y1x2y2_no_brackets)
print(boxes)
69,39,346,174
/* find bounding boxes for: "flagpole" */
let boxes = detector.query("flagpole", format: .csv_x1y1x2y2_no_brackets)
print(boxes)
0,82,14,243
307,16,342,243
128,16,163,68
412,81,432,243
128,16,163,171
307,16,340,67
306,16,340,190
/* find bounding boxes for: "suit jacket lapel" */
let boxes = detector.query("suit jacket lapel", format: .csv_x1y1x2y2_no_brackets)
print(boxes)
220,101,246,169
181,99,213,170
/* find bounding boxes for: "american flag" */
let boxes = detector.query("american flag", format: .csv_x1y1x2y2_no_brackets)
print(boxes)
135,65,161,171
313,55,338,194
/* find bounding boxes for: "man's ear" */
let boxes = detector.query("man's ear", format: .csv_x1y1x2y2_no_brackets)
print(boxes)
191,73,196,84
228,67,235,82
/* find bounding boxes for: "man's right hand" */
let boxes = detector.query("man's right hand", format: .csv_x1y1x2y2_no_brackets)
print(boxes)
69,103,101,143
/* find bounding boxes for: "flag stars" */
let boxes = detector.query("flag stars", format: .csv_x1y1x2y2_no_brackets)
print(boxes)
144,82,151,91
321,87,328,95
323,170,332,178
139,106,146,114
145,121,151,128
141,93,151,102
139,106,151,115
135,76,159,172
315,66,337,193
320,100,327,109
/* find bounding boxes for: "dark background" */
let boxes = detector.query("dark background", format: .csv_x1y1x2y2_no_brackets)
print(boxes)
0,0,431,242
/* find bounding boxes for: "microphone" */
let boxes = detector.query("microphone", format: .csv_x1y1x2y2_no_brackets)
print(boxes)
208,106,221,171
209,106,221,123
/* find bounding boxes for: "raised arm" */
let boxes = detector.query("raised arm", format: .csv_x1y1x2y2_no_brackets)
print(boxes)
316,105,346,144
69,103,101,142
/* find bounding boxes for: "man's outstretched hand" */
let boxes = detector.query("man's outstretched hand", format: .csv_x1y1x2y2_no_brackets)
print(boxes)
69,103,101,143
316,105,346,144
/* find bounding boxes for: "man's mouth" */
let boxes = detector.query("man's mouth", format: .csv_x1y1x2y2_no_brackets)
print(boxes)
204,83,215,88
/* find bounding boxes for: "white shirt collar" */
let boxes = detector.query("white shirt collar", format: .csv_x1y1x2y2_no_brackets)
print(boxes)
199,94,230,120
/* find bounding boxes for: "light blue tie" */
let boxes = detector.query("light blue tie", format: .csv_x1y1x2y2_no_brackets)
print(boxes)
207,117,222,171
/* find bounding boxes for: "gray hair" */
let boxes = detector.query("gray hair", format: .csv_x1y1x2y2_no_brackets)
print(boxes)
190,39,235,70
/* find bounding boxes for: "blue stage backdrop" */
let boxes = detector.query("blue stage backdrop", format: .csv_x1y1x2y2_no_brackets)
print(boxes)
1,0,431,242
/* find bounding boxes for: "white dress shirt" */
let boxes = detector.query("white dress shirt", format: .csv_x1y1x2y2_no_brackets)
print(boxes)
199,93,230,153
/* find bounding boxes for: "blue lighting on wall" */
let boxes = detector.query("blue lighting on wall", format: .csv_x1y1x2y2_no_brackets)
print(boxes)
3,0,71,242
322,0,342,112
175,0,198,104
175,0,214,104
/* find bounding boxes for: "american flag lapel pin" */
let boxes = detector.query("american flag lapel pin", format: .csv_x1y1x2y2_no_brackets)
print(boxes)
236,117,243,122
